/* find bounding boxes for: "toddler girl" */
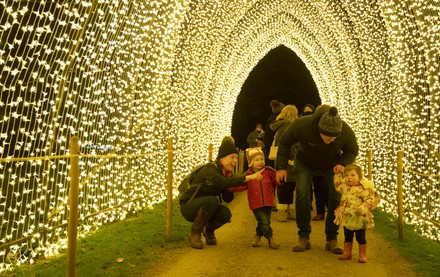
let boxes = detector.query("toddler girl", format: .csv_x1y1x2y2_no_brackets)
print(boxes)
334,164,380,263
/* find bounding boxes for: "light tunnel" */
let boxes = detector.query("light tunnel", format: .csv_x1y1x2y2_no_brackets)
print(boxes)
0,0,438,269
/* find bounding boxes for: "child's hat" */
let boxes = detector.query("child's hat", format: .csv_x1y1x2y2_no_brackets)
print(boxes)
245,147,264,167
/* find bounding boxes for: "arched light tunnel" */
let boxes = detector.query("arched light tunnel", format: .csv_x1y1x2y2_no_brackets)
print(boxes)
0,1,438,269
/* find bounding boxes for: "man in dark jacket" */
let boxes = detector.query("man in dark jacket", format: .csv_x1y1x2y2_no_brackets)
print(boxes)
275,106,358,254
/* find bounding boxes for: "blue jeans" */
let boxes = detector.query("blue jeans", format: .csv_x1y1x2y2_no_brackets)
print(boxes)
252,206,273,239
295,159,341,241
180,195,232,229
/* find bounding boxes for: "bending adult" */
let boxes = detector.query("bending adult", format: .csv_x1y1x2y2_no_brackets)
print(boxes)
179,138,264,249
275,106,359,254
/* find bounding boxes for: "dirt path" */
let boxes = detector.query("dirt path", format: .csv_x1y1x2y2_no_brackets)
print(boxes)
143,192,418,277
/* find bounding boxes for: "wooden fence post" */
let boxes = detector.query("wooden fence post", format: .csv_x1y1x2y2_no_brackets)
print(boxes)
367,149,372,180
397,150,404,240
166,138,173,241
67,136,80,277
238,150,244,174
208,143,213,162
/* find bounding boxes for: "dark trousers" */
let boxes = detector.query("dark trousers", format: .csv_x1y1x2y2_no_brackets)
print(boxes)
252,206,273,239
180,195,232,228
277,182,296,204
294,159,341,240
343,227,367,244
312,175,329,215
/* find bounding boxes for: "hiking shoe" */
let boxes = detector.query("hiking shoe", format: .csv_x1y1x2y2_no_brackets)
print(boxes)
277,211,288,222
292,238,311,252
312,214,325,221
325,240,343,254
252,235,261,247
268,237,280,250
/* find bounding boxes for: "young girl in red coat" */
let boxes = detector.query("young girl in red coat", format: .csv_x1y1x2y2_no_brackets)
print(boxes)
229,147,283,249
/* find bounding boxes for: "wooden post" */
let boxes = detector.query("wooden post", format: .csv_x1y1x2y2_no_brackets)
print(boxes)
238,150,244,174
397,151,404,240
208,143,213,162
367,149,372,180
166,138,173,241
67,136,80,277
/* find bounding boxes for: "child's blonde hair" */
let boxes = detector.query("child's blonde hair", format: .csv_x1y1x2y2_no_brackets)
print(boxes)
344,164,363,180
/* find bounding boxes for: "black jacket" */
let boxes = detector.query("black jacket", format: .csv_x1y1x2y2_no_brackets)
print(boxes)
263,112,280,153
179,160,245,205
276,114,358,170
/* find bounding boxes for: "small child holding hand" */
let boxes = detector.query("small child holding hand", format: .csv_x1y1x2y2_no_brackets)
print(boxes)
334,164,380,263
229,147,282,249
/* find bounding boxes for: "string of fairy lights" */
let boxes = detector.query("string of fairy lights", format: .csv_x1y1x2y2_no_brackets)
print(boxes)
0,0,438,271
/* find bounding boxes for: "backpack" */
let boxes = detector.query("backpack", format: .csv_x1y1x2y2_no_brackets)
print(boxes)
178,164,206,203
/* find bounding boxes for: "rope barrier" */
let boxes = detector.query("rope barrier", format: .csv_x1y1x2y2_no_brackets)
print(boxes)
0,151,208,163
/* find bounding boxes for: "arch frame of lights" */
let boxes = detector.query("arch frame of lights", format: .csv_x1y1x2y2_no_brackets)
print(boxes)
0,0,438,271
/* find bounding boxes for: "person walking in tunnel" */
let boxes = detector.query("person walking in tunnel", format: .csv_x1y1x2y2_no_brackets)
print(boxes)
179,137,264,249
275,106,359,254
247,123,265,148
228,147,282,249
333,164,380,263
264,100,285,167
270,104,299,222
301,104,329,221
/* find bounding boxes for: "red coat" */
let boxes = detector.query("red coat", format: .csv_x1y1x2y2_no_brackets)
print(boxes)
229,166,281,210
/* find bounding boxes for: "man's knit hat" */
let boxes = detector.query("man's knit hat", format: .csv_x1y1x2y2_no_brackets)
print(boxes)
318,106,342,137
270,100,285,113
245,147,264,167
217,140,239,159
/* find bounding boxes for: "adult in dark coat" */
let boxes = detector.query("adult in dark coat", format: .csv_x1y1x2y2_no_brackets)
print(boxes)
180,138,264,249
302,104,329,221
275,106,359,254
263,100,285,167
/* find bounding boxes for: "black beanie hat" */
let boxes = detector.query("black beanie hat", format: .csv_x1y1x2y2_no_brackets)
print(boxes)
217,140,239,159
318,106,342,137
270,100,285,113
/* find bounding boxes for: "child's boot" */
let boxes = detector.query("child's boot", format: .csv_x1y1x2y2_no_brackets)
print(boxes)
268,237,280,249
358,244,367,263
339,242,353,260
277,204,288,222
252,235,261,247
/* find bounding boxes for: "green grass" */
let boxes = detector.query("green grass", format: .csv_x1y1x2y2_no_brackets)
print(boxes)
6,200,191,277
4,204,440,277
372,209,440,277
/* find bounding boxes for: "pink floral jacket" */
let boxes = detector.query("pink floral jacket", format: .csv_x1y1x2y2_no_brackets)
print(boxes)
334,174,380,229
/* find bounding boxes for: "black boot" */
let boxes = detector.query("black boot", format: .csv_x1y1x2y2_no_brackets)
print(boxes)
203,220,221,245
190,209,211,249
